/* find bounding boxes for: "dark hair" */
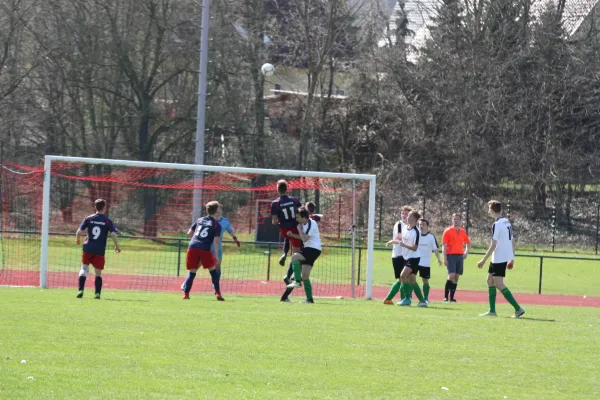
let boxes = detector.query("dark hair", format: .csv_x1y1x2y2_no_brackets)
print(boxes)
488,200,502,213
418,218,429,226
298,206,310,219
277,179,287,194
94,199,106,212
409,210,421,220
206,201,220,215
305,201,316,214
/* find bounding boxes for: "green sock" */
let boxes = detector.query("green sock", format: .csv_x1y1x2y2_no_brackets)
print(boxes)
423,283,430,299
403,282,413,301
292,261,302,282
488,287,497,313
303,279,313,301
386,281,401,301
412,283,424,302
500,287,520,311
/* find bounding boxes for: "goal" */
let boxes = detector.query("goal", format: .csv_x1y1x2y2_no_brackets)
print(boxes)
1,156,377,299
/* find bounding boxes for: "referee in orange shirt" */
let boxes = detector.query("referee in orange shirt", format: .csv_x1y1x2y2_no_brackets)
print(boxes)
442,213,471,302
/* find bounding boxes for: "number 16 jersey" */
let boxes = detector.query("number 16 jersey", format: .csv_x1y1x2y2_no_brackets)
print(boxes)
189,216,222,251
80,214,118,256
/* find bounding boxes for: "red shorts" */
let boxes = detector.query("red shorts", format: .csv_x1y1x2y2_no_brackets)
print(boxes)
186,248,216,270
280,227,302,248
82,252,105,270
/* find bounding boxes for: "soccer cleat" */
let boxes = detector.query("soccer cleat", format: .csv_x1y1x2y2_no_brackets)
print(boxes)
279,255,287,267
94,293,101,300
280,298,292,303
216,294,225,301
283,276,291,285
450,299,457,303
417,301,428,308
443,298,449,302
397,299,411,306
479,311,497,317
300,299,315,304
513,308,525,318
286,282,302,289
383,299,394,305
424,298,430,304
183,293,190,300
76,290,84,299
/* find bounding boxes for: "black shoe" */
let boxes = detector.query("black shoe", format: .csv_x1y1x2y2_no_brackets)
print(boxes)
450,299,457,303
76,290,84,298
443,298,448,302
301,299,314,304
279,255,287,267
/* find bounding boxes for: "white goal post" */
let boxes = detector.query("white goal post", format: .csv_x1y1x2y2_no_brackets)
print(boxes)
40,155,377,299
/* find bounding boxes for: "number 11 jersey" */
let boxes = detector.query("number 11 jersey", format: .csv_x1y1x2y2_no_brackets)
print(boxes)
80,214,118,256
188,216,222,251
271,195,301,228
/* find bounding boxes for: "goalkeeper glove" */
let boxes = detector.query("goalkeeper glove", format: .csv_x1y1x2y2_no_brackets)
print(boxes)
233,236,241,248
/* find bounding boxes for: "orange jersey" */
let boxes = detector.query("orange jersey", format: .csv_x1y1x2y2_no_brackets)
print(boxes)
442,227,471,255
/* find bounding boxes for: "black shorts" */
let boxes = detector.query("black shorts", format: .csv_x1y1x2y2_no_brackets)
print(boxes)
418,266,431,279
299,247,321,266
392,257,405,279
404,257,420,274
488,262,507,277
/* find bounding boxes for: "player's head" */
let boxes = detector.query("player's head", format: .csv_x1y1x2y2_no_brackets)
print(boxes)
418,218,429,233
277,179,288,195
94,199,106,213
305,201,316,214
451,213,461,227
407,210,421,226
400,205,413,222
487,200,502,216
296,206,310,223
206,201,220,216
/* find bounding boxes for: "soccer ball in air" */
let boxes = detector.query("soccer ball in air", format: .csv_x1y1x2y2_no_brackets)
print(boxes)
261,63,275,77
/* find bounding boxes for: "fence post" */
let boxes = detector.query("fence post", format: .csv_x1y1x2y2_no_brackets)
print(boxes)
176,239,182,277
378,195,383,242
596,202,600,254
357,246,362,286
266,243,271,281
551,203,557,252
538,256,543,294
464,197,470,234
422,196,426,218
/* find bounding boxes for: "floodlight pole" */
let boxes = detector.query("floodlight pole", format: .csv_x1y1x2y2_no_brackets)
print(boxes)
192,0,211,222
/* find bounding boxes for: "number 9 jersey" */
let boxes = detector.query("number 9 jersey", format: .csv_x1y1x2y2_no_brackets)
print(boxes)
188,216,222,251
80,214,118,256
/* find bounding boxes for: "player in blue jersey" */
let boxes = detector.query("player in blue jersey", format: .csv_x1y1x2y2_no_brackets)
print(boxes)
181,201,223,300
75,199,121,299
212,206,241,265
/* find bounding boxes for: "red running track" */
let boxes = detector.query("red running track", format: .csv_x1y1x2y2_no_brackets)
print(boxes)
1,270,599,307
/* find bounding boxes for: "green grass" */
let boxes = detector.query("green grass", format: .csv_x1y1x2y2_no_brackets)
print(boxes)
3,235,600,296
0,288,599,399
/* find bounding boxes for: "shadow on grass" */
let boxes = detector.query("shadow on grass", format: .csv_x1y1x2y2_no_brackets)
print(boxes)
103,298,151,303
503,316,557,323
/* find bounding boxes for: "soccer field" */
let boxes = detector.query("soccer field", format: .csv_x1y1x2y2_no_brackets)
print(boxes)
1,288,599,399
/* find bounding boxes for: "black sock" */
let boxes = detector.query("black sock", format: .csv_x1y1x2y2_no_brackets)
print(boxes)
184,272,196,293
444,280,451,299
95,276,103,294
209,269,221,294
283,238,290,255
450,282,458,300
78,276,86,291
285,262,294,280
281,287,294,301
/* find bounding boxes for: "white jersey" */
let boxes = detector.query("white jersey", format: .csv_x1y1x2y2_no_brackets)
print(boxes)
301,219,321,251
417,232,438,267
391,221,406,258
401,225,420,260
491,217,514,263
